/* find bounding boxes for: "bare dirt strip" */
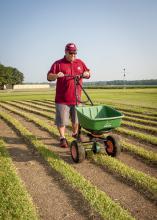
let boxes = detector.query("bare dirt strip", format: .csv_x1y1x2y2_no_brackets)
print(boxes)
1,107,157,220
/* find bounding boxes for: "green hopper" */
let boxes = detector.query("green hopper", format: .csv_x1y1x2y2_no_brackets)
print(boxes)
76,105,124,134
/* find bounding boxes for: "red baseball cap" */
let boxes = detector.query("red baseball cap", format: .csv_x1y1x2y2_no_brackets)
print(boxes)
65,43,77,52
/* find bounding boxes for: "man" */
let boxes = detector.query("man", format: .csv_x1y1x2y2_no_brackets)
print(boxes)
47,43,91,148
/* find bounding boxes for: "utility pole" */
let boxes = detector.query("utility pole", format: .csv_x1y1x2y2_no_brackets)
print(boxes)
123,68,126,89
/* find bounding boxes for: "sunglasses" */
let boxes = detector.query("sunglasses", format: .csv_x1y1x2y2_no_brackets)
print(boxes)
68,51,77,55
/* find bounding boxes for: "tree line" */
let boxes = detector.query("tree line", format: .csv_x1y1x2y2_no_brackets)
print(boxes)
0,64,24,89
83,79,157,86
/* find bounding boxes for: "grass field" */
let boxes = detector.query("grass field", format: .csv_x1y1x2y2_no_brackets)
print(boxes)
87,88,157,108
0,87,157,220
0,88,157,108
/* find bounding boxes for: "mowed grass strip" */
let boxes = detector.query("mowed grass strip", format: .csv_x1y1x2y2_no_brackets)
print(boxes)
25,100,55,108
1,102,157,164
30,100,55,107
85,100,157,116
91,154,157,201
0,111,134,220
117,127,157,146
121,140,157,164
122,120,157,135
15,100,54,113
123,115,157,127
121,111,157,123
0,139,38,220
0,103,58,139
1,103,157,200
116,106,157,117
5,101,54,119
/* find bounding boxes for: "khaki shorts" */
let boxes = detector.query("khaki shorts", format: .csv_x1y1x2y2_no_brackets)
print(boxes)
55,103,78,127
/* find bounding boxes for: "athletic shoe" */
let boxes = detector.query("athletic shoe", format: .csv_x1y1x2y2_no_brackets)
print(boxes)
72,133,78,139
60,138,68,148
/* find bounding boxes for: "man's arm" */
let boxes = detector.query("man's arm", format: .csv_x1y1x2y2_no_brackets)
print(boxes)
47,73,58,81
47,72,64,81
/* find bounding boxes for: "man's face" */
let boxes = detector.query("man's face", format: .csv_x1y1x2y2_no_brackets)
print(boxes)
65,51,77,62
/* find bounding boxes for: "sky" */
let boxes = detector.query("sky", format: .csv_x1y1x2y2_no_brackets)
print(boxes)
0,0,157,82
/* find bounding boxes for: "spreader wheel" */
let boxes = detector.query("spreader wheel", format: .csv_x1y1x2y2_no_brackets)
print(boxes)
92,142,101,154
70,140,85,163
104,135,121,157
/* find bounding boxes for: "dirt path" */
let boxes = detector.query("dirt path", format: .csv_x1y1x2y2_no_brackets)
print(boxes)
1,108,156,220
0,118,102,220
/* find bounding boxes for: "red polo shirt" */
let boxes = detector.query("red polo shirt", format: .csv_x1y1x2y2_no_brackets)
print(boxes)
48,56,90,105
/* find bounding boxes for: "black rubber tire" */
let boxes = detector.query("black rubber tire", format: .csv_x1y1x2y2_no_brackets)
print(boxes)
70,140,86,163
104,134,121,157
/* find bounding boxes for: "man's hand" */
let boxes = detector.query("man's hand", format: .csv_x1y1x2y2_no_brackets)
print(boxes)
57,72,64,78
82,71,90,78
47,72,64,81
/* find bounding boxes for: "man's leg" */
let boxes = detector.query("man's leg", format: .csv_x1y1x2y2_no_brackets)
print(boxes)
57,125,68,147
55,103,69,147
70,105,79,137
57,126,66,139
71,123,79,136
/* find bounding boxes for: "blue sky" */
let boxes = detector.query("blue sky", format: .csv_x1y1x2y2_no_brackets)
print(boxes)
0,0,157,82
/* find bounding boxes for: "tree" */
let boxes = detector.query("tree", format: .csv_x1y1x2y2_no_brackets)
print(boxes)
0,64,24,89
0,64,6,89
8,67,24,88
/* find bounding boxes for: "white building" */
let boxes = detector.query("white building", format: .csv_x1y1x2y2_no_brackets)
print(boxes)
14,84,50,90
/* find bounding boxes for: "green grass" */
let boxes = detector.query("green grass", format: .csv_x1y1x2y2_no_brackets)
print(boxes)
122,120,157,135
5,101,54,119
0,110,134,220
2,102,157,164
123,115,157,127
0,89,55,101
121,140,157,164
0,88,157,219
0,139,38,220
91,154,157,200
117,127,157,146
115,105,157,116
3,100,157,147
1,102,157,199
122,111,157,122
85,88,157,108
6,100,157,147
1,88,157,109
15,100,53,112
29,100,55,108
